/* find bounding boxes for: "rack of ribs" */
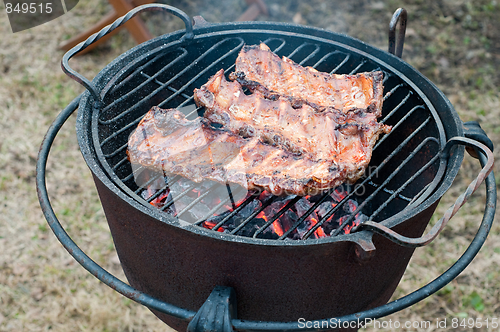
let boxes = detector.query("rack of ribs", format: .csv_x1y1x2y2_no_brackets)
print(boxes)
229,43,384,115
128,43,390,196
127,107,344,196
194,69,390,185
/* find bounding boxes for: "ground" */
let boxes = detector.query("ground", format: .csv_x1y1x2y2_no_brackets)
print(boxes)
0,0,499,331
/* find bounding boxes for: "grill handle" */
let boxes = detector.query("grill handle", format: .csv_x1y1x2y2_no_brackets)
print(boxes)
36,95,197,322
37,98,496,331
61,4,194,106
388,8,407,58
360,135,494,248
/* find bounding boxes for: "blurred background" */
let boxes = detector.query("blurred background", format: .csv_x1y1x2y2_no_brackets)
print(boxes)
0,0,499,330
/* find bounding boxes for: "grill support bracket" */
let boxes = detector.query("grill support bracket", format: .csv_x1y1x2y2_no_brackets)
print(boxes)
187,286,237,332
37,94,496,331
41,4,497,331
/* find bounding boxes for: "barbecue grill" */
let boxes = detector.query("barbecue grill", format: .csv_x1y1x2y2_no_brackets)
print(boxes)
37,5,496,332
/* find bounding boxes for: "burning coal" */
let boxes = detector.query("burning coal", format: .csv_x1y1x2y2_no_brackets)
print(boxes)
140,175,367,240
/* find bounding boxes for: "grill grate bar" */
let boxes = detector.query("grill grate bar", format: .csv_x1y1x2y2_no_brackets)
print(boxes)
369,143,441,220
123,164,149,183
123,168,139,183
138,72,203,118
144,175,182,201
312,51,342,70
383,83,405,101
195,192,256,226
381,92,412,125
381,71,392,84
304,116,433,238
230,195,278,235
160,182,199,211
266,38,287,54
112,155,129,171
184,105,205,119
139,72,193,101
295,44,321,65
104,142,128,159
329,54,350,74
99,48,188,124
373,104,425,153
366,181,412,202
176,189,215,219
286,42,312,60
331,134,438,236
132,170,166,195
253,196,302,238
100,116,143,148
278,189,337,240
99,38,244,147
349,59,367,74
108,51,178,96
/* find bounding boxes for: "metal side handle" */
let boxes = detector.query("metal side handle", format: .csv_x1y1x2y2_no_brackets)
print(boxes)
36,98,497,330
36,95,196,323
360,136,494,248
61,4,194,106
388,8,407,58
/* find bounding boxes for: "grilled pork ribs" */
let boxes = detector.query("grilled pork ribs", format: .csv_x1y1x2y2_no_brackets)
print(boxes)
128,43,390,196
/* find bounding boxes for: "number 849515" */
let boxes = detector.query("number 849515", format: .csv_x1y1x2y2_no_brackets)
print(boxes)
451,317,498,329
6,2,52,14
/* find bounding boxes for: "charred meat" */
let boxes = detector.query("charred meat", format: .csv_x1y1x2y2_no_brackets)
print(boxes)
129,44,390,196
194,69,390,184
229,43,384,115
127,107,346,196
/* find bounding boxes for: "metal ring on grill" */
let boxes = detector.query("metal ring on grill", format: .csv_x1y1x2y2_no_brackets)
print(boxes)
37,93,496,332
43,5,497,331
61,4,194,105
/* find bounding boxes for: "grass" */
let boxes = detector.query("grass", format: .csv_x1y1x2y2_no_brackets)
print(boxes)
0,0,499,331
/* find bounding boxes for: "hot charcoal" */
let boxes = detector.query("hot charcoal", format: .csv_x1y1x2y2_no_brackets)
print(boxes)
140,178,368,239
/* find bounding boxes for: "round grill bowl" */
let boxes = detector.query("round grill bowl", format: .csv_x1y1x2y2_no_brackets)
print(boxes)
37,5,495,331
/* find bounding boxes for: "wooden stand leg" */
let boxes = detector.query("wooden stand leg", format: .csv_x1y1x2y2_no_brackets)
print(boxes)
60,0,267,56
59,0,154,55
59,11,119,53
108,0,153,44
237,0,268,21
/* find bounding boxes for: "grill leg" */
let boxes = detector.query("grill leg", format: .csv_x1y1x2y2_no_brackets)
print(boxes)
187,286,237,332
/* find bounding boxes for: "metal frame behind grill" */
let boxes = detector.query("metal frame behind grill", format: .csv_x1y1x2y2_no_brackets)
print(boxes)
91,29,448,240
48,8,495,331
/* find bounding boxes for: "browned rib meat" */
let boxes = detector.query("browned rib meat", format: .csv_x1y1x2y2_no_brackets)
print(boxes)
194,70,391,183
228,43,384,115
127,107,345,196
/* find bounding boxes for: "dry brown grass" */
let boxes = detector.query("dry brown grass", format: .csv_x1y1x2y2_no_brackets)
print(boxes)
0,0,498,331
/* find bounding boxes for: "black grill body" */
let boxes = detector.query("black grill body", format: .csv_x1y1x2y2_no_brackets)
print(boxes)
74,19,468,330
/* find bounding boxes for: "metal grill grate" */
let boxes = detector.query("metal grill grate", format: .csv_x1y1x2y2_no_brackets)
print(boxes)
92,34,447,240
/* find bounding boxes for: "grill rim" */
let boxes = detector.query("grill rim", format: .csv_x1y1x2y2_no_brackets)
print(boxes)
75,20,465,248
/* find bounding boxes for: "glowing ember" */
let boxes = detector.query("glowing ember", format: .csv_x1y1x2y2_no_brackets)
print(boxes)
140,177,366,239
141,186,171,208
256,211,266,220
202,220,225,232
310,218,326,238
